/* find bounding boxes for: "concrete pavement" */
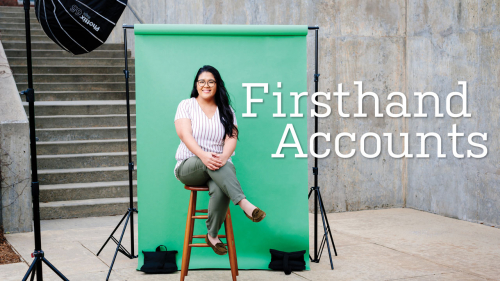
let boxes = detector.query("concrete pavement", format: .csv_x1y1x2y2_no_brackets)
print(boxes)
2,208,499,280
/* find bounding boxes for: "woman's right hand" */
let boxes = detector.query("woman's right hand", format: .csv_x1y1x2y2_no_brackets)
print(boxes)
200,151,223,171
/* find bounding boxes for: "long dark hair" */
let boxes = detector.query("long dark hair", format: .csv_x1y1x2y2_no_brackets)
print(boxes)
190,65,239,140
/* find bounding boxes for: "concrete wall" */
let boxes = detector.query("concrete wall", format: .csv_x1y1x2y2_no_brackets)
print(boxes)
405,0,500,226
0,41,32,233
107,0,500,226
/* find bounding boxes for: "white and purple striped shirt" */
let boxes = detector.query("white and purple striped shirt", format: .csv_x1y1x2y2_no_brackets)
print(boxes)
174,97,237,180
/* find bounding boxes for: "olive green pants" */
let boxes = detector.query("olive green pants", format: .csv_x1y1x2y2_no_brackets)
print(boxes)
175,156,246,238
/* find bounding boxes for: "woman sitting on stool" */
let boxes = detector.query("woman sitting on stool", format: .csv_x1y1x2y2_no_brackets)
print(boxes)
174,65,266,255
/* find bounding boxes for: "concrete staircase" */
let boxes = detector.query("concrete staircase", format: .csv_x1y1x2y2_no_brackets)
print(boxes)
0,6,138,219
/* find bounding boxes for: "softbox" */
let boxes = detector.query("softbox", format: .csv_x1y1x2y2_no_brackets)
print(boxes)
34,0,128,55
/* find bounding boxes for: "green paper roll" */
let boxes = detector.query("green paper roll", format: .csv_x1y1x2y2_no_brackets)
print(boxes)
135,24,309,271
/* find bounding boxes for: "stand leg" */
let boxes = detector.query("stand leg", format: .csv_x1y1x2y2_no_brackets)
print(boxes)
41,258,69,280
317,191,334,270
318,191,338,256
97,211,129,256
314,186,318,262
36,257,42,281
22,257,39,281
318,234,326,258
308,187,315,262
129,204,135,258
106,210,132,281
29,264,36,281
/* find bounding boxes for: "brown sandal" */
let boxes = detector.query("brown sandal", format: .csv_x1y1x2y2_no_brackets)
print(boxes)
205,234,227,255
244,207,266,222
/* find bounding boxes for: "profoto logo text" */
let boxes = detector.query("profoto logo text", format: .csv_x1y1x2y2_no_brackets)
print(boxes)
70,5,100,32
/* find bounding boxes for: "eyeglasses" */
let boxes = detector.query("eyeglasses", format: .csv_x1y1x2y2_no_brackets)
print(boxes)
197,79,216,87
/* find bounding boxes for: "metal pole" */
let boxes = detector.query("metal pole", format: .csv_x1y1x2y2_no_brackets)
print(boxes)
23,1,43,279
123,26,135,257
313,27,320,262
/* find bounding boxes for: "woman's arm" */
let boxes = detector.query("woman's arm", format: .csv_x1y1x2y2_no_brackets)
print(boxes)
175,118,222,170
217,126,238,166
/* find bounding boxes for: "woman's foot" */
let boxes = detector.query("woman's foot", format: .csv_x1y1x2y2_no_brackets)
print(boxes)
238,199,256,216
239,199,266,222
207,233,223,246
205,234,227,255
244,207,266,222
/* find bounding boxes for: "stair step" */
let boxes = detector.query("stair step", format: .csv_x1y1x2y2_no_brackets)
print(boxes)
0,28,45,35
5,49,131,58
8,57,134,66
0,23,41,29
0,17,41,24
3,41,124,50
38,166,137,185
14,73,133,83
17,81,135,91
33,114,136,128
23,100,135,115
35,126,136,141
37,139,136,155
38,152,137,169
40,181,137,201
11,65,133,74
0,6,31,11
0,34,51,42
20,90,136,101
40,197,138,219
0,11,36,17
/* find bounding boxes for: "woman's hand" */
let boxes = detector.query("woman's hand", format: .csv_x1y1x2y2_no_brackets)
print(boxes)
213,153,229,167
200,151,223,171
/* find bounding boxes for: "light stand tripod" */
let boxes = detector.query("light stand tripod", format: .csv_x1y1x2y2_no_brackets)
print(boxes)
307,26,337,270
20,1,69,280
96,25,138,281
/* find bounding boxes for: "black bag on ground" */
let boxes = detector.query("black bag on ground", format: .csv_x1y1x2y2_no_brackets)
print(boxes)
268,249,306,275
140,245,178,274
34,0,128,55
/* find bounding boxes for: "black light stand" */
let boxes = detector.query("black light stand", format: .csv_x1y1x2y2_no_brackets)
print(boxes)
20,1,69,280
307,26,337,270
96,25,138,281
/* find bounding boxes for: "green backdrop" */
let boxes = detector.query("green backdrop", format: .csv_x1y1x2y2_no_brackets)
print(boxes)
134,24,309,270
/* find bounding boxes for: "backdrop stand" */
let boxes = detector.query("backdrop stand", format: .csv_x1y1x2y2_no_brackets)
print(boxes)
96,25,138,281
307,26,337,270
20,0,69,280
113,24,334,271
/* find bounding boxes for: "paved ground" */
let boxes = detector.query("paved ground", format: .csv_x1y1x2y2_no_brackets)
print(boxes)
1,208,499,280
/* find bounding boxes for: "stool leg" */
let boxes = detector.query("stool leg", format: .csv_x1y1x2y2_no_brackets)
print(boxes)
224,220,235,280
185,191,197,276
226,210,239,276
181,191,196,281
224,208,238,280
227,208,239,276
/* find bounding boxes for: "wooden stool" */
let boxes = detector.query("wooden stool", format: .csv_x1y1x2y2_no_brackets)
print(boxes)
181,185,238,281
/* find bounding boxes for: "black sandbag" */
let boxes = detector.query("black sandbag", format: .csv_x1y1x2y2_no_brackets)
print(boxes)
269,249,306,275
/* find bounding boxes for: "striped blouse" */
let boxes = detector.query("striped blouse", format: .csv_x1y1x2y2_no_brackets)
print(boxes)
173,97,237,180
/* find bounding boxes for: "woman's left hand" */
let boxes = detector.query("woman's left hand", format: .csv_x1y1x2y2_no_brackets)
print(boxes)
213,154,228,167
